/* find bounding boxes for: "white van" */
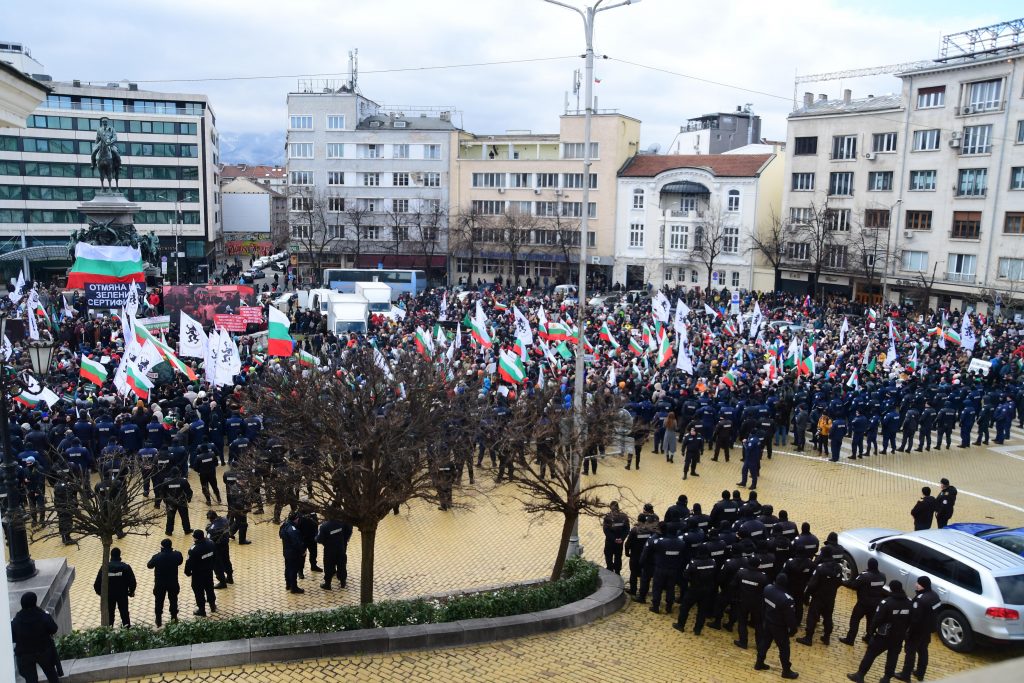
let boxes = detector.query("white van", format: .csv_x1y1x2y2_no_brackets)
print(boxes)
328,294,369,335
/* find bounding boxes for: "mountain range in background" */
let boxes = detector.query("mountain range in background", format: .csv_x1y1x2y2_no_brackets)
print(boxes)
219,130,285,166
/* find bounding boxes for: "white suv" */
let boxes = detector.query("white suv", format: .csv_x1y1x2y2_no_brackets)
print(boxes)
837,527,1024,652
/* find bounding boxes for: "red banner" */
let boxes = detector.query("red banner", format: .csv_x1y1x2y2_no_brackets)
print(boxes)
162,285,257,326
239,306,264,324
213,314,249,332
226,240,273,257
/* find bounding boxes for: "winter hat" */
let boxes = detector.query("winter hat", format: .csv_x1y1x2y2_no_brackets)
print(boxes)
917,576,931,590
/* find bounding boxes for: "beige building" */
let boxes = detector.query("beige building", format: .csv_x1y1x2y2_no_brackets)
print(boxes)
449,113,640,288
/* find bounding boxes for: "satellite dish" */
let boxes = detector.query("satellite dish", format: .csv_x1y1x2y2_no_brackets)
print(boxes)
646,143,661,155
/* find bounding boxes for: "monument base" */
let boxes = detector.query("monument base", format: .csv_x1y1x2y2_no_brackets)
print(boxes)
7,558,75,683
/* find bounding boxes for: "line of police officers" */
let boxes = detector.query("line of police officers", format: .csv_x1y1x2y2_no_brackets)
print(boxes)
606,491,942,681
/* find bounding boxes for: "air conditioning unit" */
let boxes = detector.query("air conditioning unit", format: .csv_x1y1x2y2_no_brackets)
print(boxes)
534,188,541,195
904,231,914,240
412,173,423,182
948,138,960,148
497,187,505,194
864,152,876,161
962,106,973,115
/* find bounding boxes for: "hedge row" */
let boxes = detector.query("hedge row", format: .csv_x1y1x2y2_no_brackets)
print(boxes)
57,558,598,659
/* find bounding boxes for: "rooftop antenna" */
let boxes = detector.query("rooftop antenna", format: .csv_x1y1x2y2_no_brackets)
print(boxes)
572,68,581,112
348,48,359,93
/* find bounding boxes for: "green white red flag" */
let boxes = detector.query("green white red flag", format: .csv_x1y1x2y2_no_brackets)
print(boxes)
66,243,145,289
80,355,107,387
267,306,294,357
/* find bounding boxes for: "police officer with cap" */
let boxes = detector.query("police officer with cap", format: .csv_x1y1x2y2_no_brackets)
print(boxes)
847,580,912,683
147,538,183,626
184,529,217,616
755,573,799,679
895,576,940,682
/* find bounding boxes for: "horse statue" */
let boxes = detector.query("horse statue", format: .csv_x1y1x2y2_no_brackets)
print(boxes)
91,116,122,190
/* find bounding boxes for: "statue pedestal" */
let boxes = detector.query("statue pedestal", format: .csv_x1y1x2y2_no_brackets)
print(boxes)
79,191,140,226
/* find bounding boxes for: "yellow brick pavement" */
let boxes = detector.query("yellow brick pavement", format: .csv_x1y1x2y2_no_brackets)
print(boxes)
19,435,1024,682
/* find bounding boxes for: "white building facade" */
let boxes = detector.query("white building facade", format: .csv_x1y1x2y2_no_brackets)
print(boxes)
614,154,781,292
781,39,1024,313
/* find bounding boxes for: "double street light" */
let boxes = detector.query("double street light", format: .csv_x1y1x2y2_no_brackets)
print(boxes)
1,312,56,581
542,0,641,559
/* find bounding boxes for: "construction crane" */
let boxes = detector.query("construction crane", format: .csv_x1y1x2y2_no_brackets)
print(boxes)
792,61,931,110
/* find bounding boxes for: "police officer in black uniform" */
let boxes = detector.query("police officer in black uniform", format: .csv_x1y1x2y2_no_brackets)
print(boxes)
682,426,704,479
160,467,193,535
643,521,686,614
205,510,233,588
755,573,800,679
93,547,136,627
840,557,888,645
797,550,843,646
316,516,353,590
895,575,940,683
731,555,769,649
223,467,251,544
625,504,659,597
280,512,306,594
935,478,957,528
602,501,630,574
191,442,221,505
847,581,912,683
147,538,183,626
184,529,217,616
673,545,717,635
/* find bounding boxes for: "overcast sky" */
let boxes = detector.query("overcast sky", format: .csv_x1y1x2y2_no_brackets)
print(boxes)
6,0,1021,163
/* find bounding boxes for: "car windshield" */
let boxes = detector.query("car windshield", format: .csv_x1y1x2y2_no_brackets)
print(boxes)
996,574,1024,605
989,535,1024,556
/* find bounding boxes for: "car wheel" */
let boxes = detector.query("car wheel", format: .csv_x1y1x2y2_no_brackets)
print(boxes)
839,552,857,583
936,608,975,652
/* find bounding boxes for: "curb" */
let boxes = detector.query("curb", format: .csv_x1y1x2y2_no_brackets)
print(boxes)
58,569,625,682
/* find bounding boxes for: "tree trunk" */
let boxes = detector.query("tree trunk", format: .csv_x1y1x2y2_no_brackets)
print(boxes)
550,511,579,582
359,523,378,606
99,539,111,628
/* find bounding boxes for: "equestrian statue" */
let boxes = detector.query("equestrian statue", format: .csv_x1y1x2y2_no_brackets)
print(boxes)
91,116,122,190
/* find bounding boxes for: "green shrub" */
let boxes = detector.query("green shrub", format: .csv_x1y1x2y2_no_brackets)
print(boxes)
57,560,600,659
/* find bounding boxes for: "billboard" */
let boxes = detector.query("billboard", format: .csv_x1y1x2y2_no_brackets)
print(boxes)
84,282,145,308
161,285,258,327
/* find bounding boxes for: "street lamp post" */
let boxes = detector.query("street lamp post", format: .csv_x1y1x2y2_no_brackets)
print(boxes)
0,317,54,582
543,0,641,560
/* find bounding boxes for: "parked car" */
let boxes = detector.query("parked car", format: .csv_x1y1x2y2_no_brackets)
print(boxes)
837,527,1024,652
947,524,1024,558
589,293,621,308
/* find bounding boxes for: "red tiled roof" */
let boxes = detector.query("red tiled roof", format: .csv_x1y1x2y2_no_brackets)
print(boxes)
221,164,286,179
619,154,773,178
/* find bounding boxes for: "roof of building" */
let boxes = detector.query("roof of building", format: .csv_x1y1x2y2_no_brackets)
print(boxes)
356,114,456,131
222,176,278,195
790,94,902,118
0,60,50,93
619,153,774,178
221,164,286,180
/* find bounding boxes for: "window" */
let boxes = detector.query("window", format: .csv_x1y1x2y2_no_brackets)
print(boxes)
290,196,312,211
632,189,644,209
731,271,740,287
872,132,898,153
393,121,407,129
789,207,813,224
326,143,344,159
1010,167,1024,190
956,169,987,197
562,142,598,159
535,201,557,217
363,225,380,240
328,197,345,212
878,539,919,564
727,189,740,212
422,199,442,214
363,172,380,186
825,208,852,232
326,171,344,186
793,136,817,155
472,173,505,188
999,257,1024,280
917,86,945,109
690,269,698,283
791,173,815,191
536,173,558,188
669,224,688,250
511,173,532,188
905,210,932,231
867,171,893,191
328,225,344,239
961,125,992,154
966,78,1002,112
629,223,644,248
826,245,848,269
1018,120,1024,143
562,173,597,189
360,144,381,159
951,211,982,239
909,170,937,191
912,129,940,151
723,225,740,253
424,172,440,187
901,250,928,272
423,144,441,160
393,226,409,241
289,170,312,186
289,115,313,130
393,172,410,187
664,267,673,281
326,115,345,130
828,172,854,196
392,199,409,214
471,200,505,215
508,200,531,215
393,144,409,159
864,209,890,229
831,135,857,160
947,253,977,281
1006,212,1024,234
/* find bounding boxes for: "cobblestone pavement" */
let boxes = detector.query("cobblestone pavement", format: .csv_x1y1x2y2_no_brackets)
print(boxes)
23,426,1024,682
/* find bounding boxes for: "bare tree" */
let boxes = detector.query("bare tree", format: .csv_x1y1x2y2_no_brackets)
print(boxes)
238,350,479,605
784,201,843,302
37,453,163,627
691,204,732,291
749,208,787,291
500,383,631,580
383,206,409,263
341,204,375,268
848,224,887,304
497,208,539,287
449,207,489,286
910,263,941,314
406,203,448,285
288,188,342,279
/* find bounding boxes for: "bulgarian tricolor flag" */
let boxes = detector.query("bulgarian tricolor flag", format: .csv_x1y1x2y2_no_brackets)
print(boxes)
565,325,580,345
414,327,434,359
80,355,107,387
943,328,961,345
867,308,877,324
296,349,318,367
126,364,153,400
268,306,295,357
722,370,738,388
546,321,568,342
134,323,197,381
598,322,619,348
462,313,492,348
641,323,653,348
722,321,738,337
797,349,816,377
629,337,645,356
846,367,860,389
907,346,919,373
656,331,673,367
66,243,145,289
493,300,508,313
498,349,526,384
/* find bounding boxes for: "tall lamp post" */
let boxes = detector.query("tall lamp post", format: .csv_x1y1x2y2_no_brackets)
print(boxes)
543,0,641,559
1,316,54,581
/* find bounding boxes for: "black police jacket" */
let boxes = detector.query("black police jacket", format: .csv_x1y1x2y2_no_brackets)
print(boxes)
870,593,912,639
907,588,941,635
762,582,798,629
845,569,887,603
147,548,183,588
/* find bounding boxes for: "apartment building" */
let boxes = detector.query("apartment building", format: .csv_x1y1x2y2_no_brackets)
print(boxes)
285,80,454,283
449,112,640,288
672,107,762,155
780,23,1024,313
0,45,221,282
221,176,288,258
614,153,782,291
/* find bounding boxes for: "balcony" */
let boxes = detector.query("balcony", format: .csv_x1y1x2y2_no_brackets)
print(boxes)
665,209,705,219
943,271,975,283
